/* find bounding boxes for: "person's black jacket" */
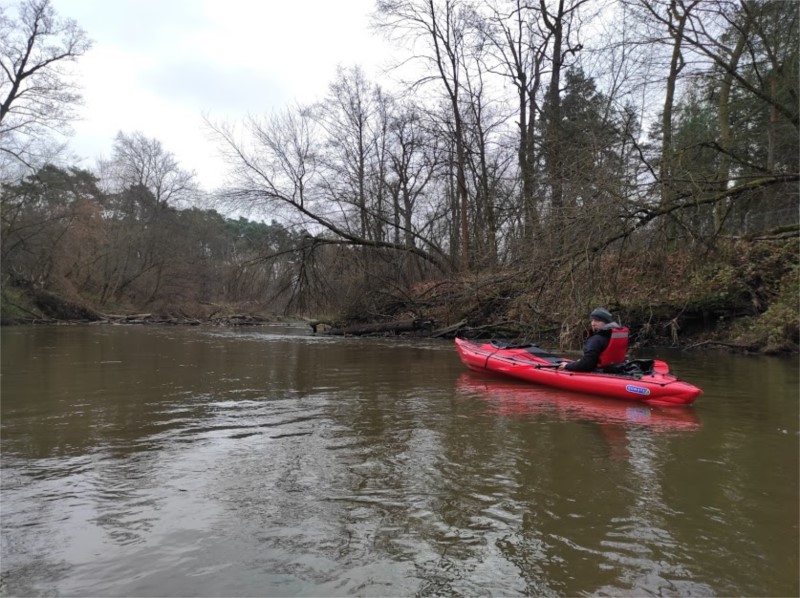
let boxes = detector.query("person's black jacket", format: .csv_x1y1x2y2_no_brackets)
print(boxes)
564,322,621,372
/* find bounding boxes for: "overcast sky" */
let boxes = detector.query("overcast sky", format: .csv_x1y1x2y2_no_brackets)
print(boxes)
48,0,392,191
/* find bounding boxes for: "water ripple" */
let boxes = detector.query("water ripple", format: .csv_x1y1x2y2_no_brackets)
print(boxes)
1,328,796,597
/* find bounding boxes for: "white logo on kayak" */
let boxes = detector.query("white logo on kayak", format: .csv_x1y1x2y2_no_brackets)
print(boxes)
625,384,651,396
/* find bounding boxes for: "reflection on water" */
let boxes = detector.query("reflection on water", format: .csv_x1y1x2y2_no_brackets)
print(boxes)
1,325,797,597
456,372,702,432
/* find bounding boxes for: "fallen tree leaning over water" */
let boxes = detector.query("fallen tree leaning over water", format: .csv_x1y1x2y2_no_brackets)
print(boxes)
312,239,799,355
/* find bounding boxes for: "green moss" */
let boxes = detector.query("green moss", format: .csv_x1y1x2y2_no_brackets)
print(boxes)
0,285,43,323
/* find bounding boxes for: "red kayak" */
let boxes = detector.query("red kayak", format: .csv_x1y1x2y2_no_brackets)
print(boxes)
455,338,703,406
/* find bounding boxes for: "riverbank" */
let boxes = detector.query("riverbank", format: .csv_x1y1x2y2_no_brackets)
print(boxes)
2,239,797,355
312,238,799,356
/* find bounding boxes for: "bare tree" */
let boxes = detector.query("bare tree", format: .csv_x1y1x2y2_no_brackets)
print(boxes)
640,0,702,209
0,0,91,173
539,0,591,217
376,0,475,270
99,131,198,210
461,51,507,267
713,1,750,232
210,104,452,272
387,102,441,248
482,0,550,242
315,66,380,240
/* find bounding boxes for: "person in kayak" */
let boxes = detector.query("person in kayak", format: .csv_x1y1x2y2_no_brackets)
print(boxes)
557,307,629,372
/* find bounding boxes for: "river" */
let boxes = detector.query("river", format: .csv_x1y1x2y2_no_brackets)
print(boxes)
1,324,797,596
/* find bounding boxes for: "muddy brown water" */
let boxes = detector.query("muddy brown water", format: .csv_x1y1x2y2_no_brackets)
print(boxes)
1,324,797,596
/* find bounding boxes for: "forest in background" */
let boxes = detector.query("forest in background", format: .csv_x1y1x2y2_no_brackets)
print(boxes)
1,0,798,353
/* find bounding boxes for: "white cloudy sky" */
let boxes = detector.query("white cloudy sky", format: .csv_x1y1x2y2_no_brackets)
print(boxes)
48,0,393,191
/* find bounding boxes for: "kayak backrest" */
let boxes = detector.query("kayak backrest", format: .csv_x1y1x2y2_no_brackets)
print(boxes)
630,359,655,375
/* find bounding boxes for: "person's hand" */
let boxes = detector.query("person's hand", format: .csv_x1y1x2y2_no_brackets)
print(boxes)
557,362,567,370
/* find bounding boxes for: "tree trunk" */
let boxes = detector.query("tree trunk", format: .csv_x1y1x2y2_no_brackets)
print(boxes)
326,318,433,336
715,16,749,233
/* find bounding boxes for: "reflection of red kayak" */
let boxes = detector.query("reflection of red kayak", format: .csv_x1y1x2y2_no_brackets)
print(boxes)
455,338,703,406
456,372,702,431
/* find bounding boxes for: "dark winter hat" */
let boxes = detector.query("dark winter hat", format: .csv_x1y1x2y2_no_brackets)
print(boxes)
590,307,613,323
